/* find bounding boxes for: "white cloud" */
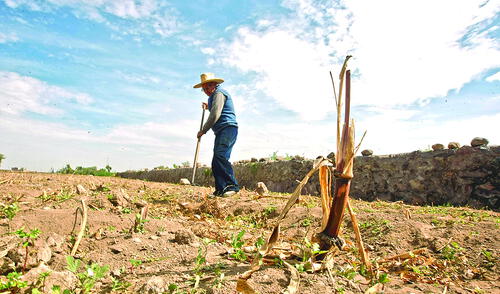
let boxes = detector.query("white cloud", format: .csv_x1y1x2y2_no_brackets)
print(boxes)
211,0,500,120
4,0,182,39
486,71,500,82
201,47,215,55
0,112,201,171
0,71,93,115
0,32,19,43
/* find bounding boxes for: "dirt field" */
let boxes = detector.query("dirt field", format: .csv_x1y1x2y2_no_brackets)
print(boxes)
0,171,498,293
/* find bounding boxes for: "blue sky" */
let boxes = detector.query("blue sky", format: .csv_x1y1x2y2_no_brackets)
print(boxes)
0,0,499,172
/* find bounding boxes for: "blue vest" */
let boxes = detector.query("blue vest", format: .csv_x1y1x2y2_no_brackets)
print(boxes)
208,87,238,134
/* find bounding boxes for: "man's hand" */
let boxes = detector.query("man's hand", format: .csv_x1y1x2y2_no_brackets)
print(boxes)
197,130,204,139
201,102,208,110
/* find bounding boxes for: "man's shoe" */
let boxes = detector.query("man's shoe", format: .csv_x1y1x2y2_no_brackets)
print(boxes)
208,190,222,198
221,190,237,197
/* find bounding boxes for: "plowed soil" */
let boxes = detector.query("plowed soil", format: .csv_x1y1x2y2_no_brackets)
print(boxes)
0,171,498,293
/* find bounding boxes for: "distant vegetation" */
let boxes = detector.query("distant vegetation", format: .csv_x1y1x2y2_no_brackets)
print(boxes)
56,164,115,177
0,153,5,168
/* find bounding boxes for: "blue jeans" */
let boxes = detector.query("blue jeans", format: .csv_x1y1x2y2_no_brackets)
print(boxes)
212,126,239,194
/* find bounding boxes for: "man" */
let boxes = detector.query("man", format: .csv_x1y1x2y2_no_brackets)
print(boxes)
194,73,239,197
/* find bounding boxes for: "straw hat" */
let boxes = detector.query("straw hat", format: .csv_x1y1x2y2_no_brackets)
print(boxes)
193,73,224,88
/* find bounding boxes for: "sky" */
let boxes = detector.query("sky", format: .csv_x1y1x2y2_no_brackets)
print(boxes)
0,0,499,172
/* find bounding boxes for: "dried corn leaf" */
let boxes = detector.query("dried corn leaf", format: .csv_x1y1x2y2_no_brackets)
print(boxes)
237,158,331,293
380,248,428,263
236,279,257,294
319,165,332,231
364,283,384,294
283,261,300,294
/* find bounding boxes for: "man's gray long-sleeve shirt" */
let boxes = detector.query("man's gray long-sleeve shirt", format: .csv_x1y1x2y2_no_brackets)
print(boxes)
201,92,225,134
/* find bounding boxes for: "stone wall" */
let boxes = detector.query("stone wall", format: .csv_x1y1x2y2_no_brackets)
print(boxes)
117,146,499,210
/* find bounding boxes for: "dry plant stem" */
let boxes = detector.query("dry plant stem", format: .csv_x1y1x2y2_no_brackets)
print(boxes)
140,205,148,220
22,245,29,274
346,200,372,271
321,70,354,242
319,166,332,231
336,55,352,156
71,199,88,256
330,71,338,106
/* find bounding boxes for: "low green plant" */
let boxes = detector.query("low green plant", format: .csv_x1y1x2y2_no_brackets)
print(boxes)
168,283,178,293
359,219,392,238
0,271,28,292
110,276,131,292
301,217,312,227
14,227,41,273
262,205,276,218
121,207,132,214
377,272,390,284
66,256,109,294
229,230,247,262
1,202,19,220
133,213,149,233
254,237,265,249
440,242,463,260
31,271,52,292
481,250,495,268
129,259,143,271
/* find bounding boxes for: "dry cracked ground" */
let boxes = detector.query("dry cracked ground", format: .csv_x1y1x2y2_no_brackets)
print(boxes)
0,171,498,294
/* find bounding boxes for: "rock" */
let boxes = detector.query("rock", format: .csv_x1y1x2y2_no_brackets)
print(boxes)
432,144,444,151
76,184,87,195
256,182,269,196
135,200,148,208
471,137,488,147
108,190,128,207
173,229,196,245
36,242,52,263
132,237,142,243
250,157,258,162
8,239,52,270
361,149,373,157
0,256,15,274
46,233,66,253
150,235,159,240
293,155,305,161
179,178,190,185
141,276,168,294
259,158,266,162
448,142,460,149
327,152,336,161
110,245,124,254
23,264,77,291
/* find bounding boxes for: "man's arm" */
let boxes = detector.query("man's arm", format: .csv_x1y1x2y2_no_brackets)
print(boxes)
201,92,225,134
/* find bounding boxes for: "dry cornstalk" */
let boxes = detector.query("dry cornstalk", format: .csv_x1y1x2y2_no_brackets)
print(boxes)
71,199,88,256
318,69,355,250
347,199,371,271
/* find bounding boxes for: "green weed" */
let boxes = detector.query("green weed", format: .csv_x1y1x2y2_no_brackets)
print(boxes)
0,271,28,292
0,202,19,220
66,256,109,294
229,230,247,262
440,242,463,260
110,276,131,292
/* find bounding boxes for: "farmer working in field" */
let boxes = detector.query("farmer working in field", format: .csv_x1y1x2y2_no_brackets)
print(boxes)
194,73,240,197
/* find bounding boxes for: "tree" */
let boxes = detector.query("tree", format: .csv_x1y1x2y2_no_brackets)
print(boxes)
0,154,5,168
